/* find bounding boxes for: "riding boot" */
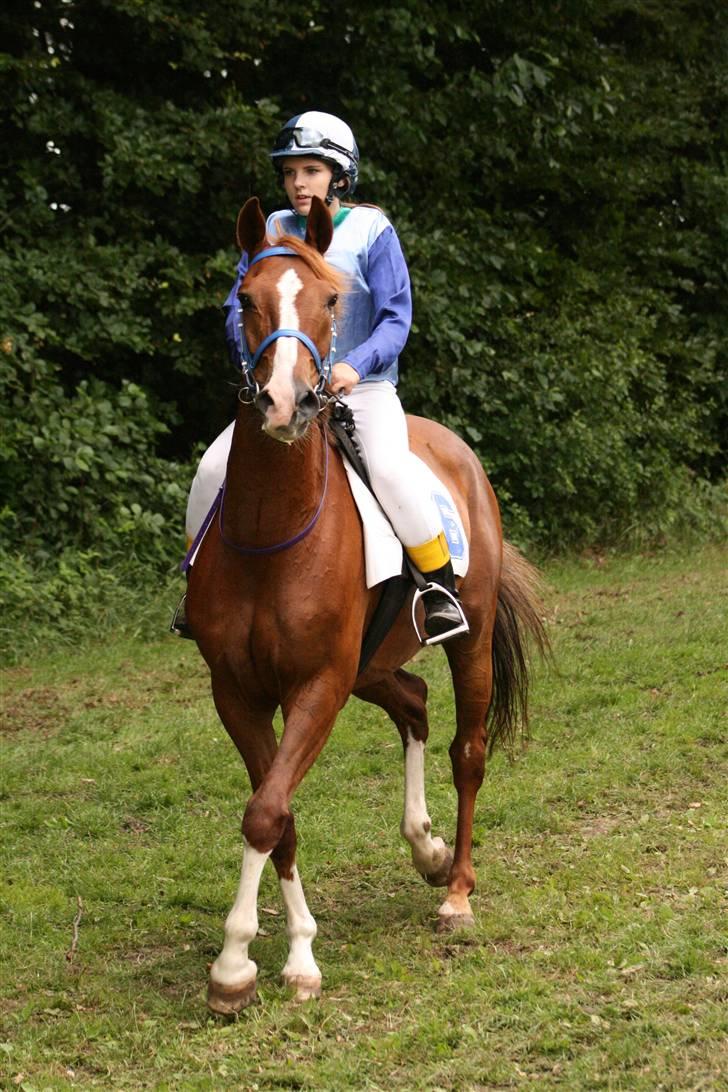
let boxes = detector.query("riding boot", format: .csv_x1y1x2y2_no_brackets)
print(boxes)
170,592,194,639
420,560,469,642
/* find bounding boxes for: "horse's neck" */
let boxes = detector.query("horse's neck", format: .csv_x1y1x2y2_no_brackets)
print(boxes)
222,404,326,548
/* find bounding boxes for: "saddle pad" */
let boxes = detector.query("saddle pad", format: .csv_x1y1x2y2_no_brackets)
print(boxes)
343,456,469,589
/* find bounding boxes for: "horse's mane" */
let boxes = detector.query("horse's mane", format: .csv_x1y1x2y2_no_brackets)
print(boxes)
271,234,347,296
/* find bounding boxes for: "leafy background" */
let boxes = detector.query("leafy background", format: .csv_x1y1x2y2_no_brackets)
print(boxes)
1,0,726,653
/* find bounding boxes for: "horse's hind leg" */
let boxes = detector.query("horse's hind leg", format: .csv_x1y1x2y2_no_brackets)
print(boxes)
436,637,494,932
355,669,452,886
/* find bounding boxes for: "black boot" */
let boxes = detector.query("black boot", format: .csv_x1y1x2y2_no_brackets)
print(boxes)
170,592,195,639
420,561,469,643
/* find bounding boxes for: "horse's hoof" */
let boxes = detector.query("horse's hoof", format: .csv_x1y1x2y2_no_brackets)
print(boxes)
422,849,454,888
282,973,322,1002
436,911,476,933
207,976,258,1015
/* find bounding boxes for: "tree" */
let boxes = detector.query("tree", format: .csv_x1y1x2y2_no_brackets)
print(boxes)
1,0,726,569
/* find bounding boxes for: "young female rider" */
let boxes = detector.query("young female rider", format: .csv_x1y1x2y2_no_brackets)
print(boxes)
178,110,467,643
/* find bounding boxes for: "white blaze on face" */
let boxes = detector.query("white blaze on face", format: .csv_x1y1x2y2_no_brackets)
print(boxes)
264,266,304,427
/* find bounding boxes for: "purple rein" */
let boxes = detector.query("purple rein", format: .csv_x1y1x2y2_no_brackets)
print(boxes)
218,436,329,556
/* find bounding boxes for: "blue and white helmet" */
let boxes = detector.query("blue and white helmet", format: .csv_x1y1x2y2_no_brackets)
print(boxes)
271,110,359,196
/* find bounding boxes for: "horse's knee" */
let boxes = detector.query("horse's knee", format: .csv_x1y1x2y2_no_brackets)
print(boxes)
242,791,289,854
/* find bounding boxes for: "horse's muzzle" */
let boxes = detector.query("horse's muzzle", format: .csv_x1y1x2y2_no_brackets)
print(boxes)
255,381,322,443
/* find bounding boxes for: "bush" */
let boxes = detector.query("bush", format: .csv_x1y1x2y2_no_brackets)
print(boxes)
0,339,189,569
0,548,183,664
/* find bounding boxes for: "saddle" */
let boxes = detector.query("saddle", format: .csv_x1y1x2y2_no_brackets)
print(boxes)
328,401,413,673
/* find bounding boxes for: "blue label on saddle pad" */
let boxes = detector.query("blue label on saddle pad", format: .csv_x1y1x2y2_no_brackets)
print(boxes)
433,492,465,560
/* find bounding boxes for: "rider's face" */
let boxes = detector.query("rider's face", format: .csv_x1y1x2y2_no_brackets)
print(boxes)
281,157,336,216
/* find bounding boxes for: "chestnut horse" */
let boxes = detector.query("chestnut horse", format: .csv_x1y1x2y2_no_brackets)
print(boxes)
186,195,546,1014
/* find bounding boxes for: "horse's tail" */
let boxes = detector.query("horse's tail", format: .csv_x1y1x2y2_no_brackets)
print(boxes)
487,541,549,757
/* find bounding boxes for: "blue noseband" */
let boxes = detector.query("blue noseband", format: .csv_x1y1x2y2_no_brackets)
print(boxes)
237,246,337,403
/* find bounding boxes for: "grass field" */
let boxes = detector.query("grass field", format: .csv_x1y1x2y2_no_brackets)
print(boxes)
1,544,726,1090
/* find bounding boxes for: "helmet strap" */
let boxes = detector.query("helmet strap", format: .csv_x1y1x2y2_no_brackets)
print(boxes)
326,165,350,206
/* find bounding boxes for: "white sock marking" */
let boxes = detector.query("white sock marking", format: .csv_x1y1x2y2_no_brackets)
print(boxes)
280,866,320,983
210,841,270,988
401,729,449,877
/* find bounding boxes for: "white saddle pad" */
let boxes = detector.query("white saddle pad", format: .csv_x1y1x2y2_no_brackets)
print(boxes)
343,456,469,589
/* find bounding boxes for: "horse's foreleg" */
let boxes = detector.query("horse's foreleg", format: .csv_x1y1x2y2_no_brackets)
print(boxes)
263,815,321,1001
242,677,348,1001
208,841,270,1014
437,643,493,932
207,689,279,1015
355,669,452,886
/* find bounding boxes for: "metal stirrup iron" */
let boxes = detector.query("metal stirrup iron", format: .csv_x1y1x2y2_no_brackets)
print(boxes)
411,584,470,646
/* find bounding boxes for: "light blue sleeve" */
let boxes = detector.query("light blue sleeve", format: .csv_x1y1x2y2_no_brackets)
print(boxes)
344,226,412,380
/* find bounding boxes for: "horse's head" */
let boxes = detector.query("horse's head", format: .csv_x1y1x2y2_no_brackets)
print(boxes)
235,196,344,443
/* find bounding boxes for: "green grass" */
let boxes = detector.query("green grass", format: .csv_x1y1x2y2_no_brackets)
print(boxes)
1,545,726,1090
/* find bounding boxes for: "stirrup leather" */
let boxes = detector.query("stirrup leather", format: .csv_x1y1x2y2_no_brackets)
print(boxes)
411,583,470,646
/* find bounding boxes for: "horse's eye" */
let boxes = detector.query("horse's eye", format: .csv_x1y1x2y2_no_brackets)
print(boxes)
239,293,252,310
328,294,338,308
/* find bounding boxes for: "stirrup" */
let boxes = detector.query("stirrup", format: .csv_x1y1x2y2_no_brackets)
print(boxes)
411,583,470,647
170,593,194,639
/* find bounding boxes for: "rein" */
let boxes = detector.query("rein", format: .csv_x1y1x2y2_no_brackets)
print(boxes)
237,246,337,404
219,424,329,556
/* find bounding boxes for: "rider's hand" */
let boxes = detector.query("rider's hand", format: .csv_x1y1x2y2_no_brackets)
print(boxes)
330,362,360,396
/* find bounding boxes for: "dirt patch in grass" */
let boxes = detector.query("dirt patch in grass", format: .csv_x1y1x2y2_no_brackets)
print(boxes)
578,816,621,838
0,686,71,735
121,943,179,967
0,679,160,736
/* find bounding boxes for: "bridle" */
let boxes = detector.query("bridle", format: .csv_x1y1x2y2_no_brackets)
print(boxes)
236,246,337,407
218,244,337,557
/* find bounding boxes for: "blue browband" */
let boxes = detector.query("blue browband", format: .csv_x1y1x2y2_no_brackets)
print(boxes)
237,246,337,399
248,246,300,267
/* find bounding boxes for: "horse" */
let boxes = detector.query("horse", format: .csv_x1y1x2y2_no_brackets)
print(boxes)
185,195,546,1014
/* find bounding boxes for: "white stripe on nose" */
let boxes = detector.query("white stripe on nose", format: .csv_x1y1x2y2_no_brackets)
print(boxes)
263,268,304,427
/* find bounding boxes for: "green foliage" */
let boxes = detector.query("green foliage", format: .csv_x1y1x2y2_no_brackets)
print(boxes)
0,336,188,563
0,0,726,590
0,549,180,663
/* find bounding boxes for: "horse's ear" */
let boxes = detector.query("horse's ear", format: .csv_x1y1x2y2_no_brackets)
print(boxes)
236,197,267,255
305,196,334,255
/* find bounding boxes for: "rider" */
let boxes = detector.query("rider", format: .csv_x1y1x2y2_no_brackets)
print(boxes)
177,110,467,644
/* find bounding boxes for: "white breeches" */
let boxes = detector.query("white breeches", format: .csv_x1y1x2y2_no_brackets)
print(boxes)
185,382,443,550
185,420,235,542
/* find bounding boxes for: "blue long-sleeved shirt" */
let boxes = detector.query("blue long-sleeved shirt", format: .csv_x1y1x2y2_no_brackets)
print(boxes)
223,205,412,385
